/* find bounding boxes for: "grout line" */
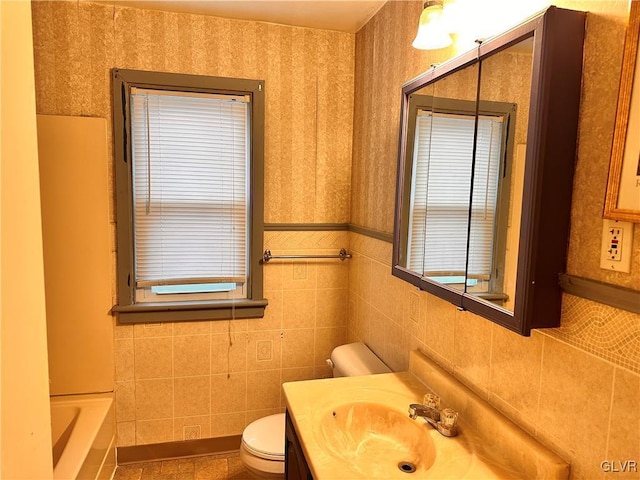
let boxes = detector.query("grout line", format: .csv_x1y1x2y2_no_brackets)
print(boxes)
603,368,617,458
535,334,546,438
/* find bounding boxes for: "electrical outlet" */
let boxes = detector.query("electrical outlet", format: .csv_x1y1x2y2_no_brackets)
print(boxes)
600,219,633,273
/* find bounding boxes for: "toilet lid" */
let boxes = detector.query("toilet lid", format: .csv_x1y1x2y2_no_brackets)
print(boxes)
242,413,285,461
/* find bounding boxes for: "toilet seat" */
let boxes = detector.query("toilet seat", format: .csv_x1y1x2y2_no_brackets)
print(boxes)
241,413,285,461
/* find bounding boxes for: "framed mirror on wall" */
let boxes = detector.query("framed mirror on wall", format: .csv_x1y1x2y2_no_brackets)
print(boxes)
393,7,586,335
604,0,640,223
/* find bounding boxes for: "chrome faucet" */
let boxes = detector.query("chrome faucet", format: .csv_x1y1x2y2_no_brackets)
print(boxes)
408,393,459,437
408,403,441,422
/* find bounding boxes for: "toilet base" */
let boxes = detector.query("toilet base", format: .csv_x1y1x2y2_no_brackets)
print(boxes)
239,443,284,479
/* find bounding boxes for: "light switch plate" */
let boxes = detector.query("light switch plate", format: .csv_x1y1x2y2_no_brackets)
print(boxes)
600,219,633,273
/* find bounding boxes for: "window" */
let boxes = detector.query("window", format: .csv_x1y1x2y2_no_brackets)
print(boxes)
406,96,514,296
112,70,266,323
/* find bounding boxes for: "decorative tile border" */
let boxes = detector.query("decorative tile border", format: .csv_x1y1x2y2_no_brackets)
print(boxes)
538,294,640,374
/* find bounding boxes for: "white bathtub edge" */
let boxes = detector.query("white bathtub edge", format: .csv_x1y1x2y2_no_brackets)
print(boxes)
51,393,114,480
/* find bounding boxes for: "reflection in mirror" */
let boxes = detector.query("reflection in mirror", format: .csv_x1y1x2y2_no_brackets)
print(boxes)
404,63,479,292
406,82,434,284
467,38,534,311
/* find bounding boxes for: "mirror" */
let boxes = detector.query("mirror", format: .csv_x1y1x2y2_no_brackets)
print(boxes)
393,7,586,335
403,63,479,296
466,38,533,311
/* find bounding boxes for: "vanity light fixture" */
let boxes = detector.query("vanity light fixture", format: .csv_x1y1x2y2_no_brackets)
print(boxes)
412,0,453,50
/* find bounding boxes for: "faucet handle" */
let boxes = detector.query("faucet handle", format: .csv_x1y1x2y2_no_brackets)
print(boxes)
436,408,459,437
423,393,440,409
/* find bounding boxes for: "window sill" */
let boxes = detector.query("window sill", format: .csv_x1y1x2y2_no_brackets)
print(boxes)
112,298,268,324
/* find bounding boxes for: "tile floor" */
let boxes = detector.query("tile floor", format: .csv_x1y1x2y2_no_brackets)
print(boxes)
113,451,250,480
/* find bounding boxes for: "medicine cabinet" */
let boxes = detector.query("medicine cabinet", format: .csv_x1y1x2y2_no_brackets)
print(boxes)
392,7,586,335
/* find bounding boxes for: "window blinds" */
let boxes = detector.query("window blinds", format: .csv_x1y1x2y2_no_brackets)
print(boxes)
407,110,503,279
130,88,249,287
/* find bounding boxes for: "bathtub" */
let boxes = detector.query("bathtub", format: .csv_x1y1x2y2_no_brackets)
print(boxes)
50,394,115,480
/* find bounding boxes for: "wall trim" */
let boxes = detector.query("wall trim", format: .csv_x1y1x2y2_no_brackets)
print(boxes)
559,274,640,314
117,435,242,465
263,223,394,244
264,223,348,231
347,224,393,243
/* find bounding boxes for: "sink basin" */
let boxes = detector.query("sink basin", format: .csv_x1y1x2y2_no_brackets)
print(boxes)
283,362,570,479
316,402,436,477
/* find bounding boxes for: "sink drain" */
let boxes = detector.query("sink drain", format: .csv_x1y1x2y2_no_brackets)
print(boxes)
398,461,417,474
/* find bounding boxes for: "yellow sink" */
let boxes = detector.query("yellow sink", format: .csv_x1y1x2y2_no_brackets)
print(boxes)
317,401,436,477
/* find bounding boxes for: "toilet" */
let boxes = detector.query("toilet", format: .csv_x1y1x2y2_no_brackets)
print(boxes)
239,342,391,479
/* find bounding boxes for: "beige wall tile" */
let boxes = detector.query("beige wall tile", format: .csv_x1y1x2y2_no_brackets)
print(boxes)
489,327,543,418
354,256,373,302
539,336,615,479
352,296,371,342
210,319,248,335
173,321,210,336
373,263,397,324
384,319,409,372
314,326,346,367
174,335,210,377
211,332,247,374
282,329,314,368
316,288,347,328
135,378,173,420
211,373,247,414
348,253,361,296
264,231,349,251
136,419,173,445
116,421,136,447
282,261,318,290
423,294,456,370
115,381,136,422
283,289,316,329
173,415,211,441
247,370,281,410
245,408,283,426
317,262,349,290
174,376,210,417
314,364,333,379
606,368,640,478
246,331,282,371
115,338,134,382
114,324,133,339
367,308,388,361
281,367,315,385
453,310,492,396
133,323,173,338
134,337,172,380
402,288,424,344
263,263,284,291
211,412,246,437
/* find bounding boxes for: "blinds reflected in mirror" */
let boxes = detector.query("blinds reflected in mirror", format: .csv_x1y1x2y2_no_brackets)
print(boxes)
407,110,503,281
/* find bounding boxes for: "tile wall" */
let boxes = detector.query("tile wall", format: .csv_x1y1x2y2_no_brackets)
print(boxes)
114,231,348,445
348,231,640,480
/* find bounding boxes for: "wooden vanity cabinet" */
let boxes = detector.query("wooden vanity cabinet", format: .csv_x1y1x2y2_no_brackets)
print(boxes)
285,410,313,480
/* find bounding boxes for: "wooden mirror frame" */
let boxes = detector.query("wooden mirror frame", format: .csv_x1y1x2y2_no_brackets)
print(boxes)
604,0,640,223
392,7,586,335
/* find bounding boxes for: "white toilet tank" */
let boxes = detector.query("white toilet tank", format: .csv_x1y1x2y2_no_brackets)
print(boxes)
327,342,391,377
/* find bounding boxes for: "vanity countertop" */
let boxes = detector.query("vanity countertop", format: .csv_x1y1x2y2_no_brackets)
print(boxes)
283,351,569,480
